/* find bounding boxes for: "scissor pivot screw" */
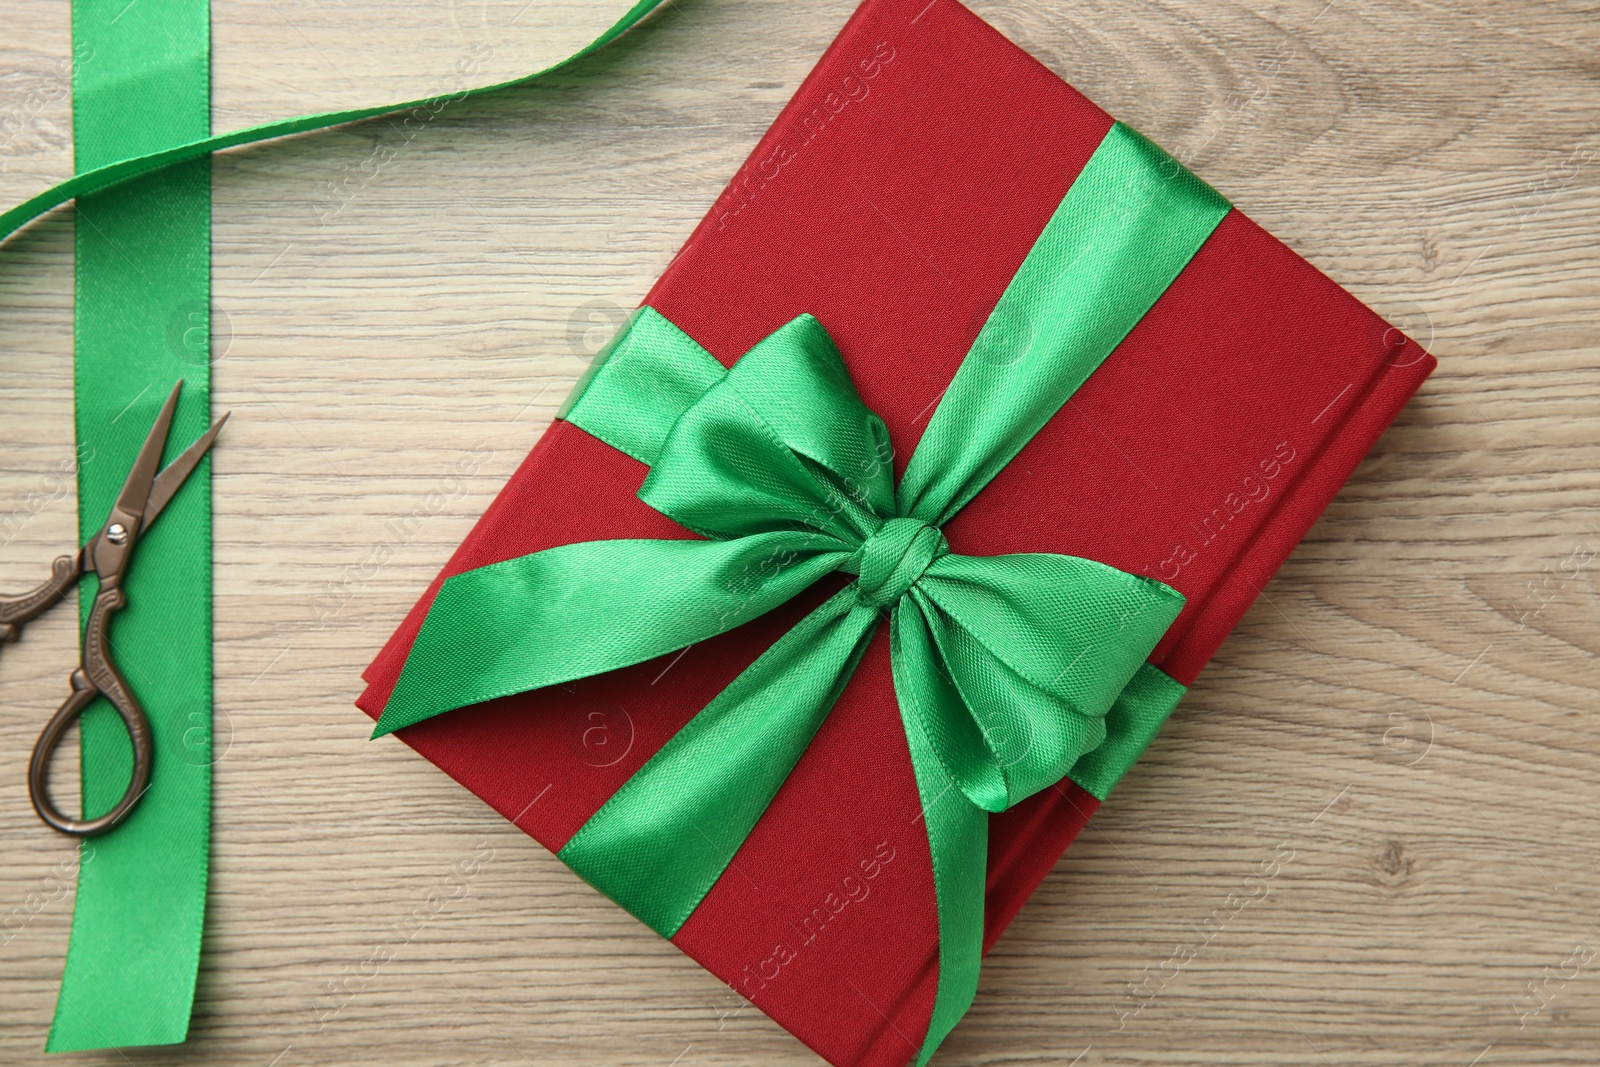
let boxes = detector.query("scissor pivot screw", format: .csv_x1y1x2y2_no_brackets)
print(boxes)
106,523,129,545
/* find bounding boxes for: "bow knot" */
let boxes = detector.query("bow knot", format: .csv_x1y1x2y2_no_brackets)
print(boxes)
853,517,948,608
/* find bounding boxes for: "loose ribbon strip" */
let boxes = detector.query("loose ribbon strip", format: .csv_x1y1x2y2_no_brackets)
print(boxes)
53,0,212,1050
375,122,1231,1064
0,0,669,245
0,0,671,1051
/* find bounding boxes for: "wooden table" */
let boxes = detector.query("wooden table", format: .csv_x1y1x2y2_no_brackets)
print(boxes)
3,1,1598,1063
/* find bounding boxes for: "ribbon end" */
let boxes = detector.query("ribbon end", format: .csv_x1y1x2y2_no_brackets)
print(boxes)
370,699,427,739
370,677,480,737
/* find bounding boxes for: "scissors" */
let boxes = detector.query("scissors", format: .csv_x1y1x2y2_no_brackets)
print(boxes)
1,381,227,837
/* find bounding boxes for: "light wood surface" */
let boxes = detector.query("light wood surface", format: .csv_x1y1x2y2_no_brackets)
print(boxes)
3,0,1599,1063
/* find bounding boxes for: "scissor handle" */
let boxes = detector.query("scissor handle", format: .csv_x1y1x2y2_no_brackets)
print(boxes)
28,586,153,837
0,553,81,648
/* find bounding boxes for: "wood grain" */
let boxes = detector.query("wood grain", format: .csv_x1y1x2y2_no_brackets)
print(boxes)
3,0,1598,1063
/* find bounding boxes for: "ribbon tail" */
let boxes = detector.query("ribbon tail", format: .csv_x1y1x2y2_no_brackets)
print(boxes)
558,586,879,938
889,611,988,1065
374,533,846,736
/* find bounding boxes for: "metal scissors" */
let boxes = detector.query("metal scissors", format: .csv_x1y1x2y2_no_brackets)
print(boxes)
1,381,227,836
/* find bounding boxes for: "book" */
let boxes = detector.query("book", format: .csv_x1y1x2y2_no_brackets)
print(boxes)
357,0,1435,1061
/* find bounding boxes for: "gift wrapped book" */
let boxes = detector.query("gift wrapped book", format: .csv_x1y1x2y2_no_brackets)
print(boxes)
356,0,1436,1062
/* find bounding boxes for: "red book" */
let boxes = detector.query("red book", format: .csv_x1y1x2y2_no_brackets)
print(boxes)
358,0,1434,1062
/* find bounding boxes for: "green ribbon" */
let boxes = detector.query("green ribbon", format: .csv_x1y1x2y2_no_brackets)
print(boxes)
52,0,212,1050
376,122,1230,1062
0,0,669,245
0,1,670,1052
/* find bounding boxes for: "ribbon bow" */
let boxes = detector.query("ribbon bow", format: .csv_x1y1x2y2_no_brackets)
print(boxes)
375,120,1229,1065
374,303,1190,895
629,313,1184,813
376,307,1182,892
376,311,1183,794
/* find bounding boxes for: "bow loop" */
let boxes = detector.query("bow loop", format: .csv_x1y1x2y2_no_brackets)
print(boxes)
892,553,1184,812
639,314,895,546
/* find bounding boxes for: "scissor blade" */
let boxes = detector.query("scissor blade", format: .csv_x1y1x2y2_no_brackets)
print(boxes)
113,380,183,530
143,410,230,530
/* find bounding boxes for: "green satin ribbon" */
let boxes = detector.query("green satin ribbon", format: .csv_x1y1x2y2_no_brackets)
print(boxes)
52,0,212,1050
0,1,670,1052
0,0,669,245
376,122,1230,1063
